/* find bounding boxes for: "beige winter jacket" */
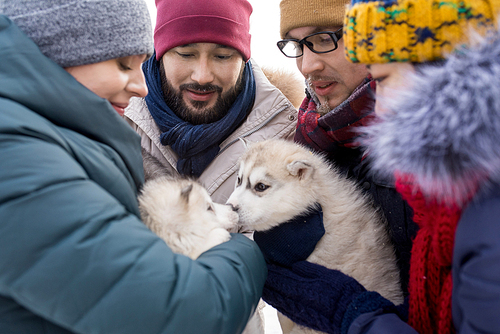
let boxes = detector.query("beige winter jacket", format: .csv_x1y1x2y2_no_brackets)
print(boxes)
124,60,300,203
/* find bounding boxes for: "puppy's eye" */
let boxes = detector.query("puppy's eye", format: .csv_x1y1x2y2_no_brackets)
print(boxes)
236,176,242,187
254,183,269,192
207,204,214,212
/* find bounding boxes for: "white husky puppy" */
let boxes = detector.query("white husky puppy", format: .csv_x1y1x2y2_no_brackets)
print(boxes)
138,177,237,259
138,177,265,334
227,139,403,333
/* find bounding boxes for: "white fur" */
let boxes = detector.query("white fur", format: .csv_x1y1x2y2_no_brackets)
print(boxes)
261,66,305,109
138,177,237,259
227,139,403,334
138,177,265,334
361,31,500,205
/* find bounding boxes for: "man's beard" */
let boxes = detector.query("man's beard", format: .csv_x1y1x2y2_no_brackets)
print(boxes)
316,99,331,116
160,61,245,125
306,75,338,116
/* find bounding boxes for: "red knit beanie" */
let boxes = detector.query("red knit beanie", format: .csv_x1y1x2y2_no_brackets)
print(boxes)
154,0,252,62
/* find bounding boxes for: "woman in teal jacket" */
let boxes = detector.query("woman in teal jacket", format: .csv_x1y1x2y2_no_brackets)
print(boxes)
0,1,266,333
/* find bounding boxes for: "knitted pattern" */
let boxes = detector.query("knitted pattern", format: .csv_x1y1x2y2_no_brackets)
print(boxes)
395,173,475,334
262,261,367,334
144,57,255,177
263,261,403,334
154,0,252,61
279,0,350,38
254,205,324,267
344,0,500,64
2,0,154,67
341,291,399,334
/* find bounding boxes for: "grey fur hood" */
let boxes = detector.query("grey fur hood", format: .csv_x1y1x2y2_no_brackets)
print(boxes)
362,33,500,204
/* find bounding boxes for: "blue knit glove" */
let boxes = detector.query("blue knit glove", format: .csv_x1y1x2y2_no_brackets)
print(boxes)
253,204,324,267
262,261,398,334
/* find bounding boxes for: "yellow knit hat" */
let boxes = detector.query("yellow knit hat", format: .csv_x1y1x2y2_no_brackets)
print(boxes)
344,0,500,64
280,0,350,38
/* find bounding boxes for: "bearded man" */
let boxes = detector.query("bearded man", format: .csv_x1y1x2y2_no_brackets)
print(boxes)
124,0,300,204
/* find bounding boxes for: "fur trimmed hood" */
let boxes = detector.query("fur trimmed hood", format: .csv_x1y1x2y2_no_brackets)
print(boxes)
362,33,500,204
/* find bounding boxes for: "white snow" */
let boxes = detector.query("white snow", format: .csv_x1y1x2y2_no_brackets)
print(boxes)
263,302,283,334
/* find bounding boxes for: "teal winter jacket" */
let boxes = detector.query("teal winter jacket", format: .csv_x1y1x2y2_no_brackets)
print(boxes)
0,15,266,334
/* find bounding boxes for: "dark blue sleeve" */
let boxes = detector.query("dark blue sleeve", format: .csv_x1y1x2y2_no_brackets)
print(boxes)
343,294,415,334
452,183,500,333
348,311,418,334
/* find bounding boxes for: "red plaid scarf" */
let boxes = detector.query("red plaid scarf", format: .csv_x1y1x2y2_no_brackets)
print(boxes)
294,78,376,151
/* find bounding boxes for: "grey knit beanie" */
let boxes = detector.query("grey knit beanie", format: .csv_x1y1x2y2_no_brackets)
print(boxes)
2,0,154,67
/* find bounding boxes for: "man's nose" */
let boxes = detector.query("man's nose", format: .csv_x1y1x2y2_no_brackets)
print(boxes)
298,47,325,76
191,58,215,85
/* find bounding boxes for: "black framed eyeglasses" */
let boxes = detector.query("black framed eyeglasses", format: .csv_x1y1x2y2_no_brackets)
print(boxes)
277,28,343,58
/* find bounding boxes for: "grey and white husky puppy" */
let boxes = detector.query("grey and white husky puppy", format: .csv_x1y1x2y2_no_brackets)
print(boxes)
139,176,237,259
227,139,403,334
138,149,265,334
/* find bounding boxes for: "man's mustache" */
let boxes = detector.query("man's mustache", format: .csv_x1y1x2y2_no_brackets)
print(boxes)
180,83,223,93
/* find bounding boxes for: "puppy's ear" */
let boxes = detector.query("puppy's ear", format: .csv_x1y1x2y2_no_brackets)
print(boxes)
180,184,193,205
287,160,314,180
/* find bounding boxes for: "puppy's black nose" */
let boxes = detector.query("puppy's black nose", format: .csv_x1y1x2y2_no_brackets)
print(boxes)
228,203,239,212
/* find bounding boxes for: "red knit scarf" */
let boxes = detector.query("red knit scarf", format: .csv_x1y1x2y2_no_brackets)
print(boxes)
395,174,469,334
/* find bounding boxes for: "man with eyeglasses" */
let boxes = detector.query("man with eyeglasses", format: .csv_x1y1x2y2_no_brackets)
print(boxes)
254,2,418,331
277,26,365,116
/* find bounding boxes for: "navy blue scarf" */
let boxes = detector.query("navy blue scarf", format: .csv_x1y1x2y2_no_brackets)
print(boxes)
143,54,256,177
